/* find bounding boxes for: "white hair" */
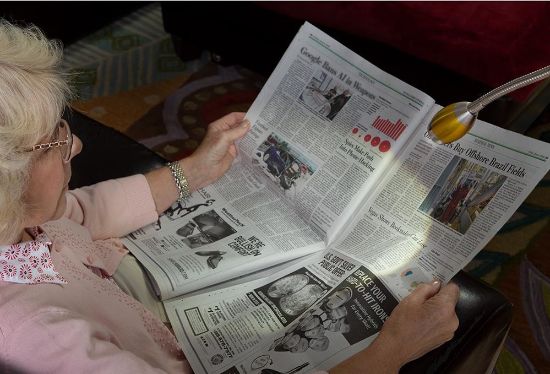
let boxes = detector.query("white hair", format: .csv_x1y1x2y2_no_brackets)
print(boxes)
0,20,73,243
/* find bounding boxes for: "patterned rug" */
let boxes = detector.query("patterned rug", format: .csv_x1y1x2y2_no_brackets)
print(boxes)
66,3,550,372
73,62,265,159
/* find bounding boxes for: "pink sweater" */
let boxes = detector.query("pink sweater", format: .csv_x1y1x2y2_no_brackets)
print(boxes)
0,175,191,373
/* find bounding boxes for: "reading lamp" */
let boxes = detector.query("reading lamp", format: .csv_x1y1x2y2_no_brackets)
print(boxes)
427,65,550,144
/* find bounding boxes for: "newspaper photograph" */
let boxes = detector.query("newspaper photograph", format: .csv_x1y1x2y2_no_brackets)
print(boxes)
418,155,507,234
252,132,316,196
298,69,352,120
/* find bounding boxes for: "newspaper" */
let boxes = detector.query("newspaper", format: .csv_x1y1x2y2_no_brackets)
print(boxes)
123,22,549,372
165,107,549,373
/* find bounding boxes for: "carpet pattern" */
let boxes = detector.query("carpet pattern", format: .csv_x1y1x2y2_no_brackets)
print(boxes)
65,3,550,372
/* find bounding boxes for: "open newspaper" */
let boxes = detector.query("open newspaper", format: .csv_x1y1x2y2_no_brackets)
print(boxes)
122,22,549,373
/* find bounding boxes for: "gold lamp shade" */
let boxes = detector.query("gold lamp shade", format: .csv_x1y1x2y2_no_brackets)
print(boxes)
427,102,477,144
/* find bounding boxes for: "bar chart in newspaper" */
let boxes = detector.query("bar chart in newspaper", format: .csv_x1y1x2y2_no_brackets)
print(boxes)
372,116,407,141
351,115,408,153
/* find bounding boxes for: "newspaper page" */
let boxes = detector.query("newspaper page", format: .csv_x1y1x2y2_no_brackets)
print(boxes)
238,22,434,241
165,249,398,374
333,105,550,298
123,162,324,300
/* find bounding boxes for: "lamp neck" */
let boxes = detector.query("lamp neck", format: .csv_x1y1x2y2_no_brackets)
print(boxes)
467,65,550,114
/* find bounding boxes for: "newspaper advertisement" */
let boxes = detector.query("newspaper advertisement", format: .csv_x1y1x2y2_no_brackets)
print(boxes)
123,162,324,299
166,250,399,374
238,22,435,240
333,106,550,298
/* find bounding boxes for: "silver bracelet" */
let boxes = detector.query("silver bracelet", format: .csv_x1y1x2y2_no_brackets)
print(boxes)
166,161,191,203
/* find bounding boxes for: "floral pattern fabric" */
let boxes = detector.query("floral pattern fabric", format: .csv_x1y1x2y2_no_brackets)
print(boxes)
0,227,66,285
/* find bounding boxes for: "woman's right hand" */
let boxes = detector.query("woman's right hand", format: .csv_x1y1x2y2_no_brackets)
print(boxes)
375,281,460,365
330,281,459,374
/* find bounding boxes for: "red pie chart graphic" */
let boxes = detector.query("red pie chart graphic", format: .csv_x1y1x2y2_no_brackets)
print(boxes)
364,134,371,142
371,136,381,147
352,128,359,134
379,140,391,152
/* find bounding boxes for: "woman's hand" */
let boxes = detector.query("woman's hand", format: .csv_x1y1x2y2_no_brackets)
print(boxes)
330,281,459,374
145,112,250,214
180,112,250,192
376,281,460,364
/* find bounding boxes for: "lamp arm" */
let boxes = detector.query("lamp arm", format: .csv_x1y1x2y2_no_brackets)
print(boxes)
467,65,550,114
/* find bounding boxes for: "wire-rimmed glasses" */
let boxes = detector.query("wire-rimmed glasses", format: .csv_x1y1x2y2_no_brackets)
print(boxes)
26,119,73,163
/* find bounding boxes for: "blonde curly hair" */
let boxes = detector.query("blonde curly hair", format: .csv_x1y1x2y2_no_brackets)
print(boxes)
0,20,73,244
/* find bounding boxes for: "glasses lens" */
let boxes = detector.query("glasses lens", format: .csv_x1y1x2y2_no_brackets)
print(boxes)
58,120,72,162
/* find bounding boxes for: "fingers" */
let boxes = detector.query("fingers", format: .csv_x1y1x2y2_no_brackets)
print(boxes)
221,119,250,143
434,282,460,305
429,282,460,334
406,280,442,304
210,112,246,130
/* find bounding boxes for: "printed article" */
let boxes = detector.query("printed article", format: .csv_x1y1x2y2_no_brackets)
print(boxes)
122,22,437,299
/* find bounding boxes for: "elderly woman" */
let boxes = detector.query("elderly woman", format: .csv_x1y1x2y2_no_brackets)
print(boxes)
0,21,459,373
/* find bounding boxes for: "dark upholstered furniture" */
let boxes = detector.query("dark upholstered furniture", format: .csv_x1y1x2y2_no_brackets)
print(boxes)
66,110,164,190
68,110,512,373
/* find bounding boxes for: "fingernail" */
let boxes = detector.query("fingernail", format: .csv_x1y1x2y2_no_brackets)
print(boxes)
432,280,441,287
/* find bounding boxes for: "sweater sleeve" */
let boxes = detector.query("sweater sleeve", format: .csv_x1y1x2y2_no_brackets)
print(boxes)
63,175,159,240
2,310,188,374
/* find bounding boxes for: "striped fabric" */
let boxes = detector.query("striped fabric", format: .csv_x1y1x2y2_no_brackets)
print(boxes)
62,2,205,100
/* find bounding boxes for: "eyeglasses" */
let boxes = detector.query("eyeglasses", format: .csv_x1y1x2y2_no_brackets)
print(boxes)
26,119,73,163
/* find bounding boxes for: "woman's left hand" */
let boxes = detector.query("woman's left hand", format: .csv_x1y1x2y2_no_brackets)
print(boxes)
180,112,250,192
